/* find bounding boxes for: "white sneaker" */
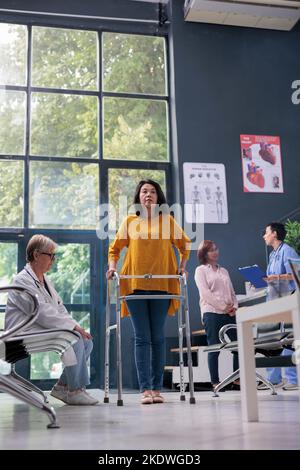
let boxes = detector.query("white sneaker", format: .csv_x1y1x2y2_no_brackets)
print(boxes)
50,385,68,403
66,389,99,405
257,381,285,390
282,383,299,391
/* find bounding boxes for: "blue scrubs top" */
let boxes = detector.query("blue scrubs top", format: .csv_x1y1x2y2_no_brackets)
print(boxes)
267,242,299,298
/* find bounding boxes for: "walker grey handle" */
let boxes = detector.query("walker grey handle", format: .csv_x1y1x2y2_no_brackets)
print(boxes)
113,273,186,280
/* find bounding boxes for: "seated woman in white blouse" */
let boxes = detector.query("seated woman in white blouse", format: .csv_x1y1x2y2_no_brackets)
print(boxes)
194,240,239,391
5,234,98,406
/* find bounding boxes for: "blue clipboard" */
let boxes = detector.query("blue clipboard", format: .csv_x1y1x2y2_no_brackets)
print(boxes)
238,264,267,288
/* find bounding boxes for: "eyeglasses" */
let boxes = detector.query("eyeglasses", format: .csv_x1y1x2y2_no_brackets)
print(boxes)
40,252,56,261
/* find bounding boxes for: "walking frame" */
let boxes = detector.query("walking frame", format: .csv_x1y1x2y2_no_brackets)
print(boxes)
104,273,196,405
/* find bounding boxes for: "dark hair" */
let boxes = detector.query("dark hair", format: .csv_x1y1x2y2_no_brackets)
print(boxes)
133,179,167,206
197,240,215,264
265,222,286,241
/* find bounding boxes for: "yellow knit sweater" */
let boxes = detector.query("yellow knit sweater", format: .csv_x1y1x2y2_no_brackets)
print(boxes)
108,214,191,317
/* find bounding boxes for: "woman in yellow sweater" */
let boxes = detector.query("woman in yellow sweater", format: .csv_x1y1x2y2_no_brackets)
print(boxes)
107,180,190,404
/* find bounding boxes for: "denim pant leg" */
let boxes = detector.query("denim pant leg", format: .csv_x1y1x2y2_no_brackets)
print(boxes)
203,313,238,384
127,298,152,392
267,366,282,384
266,350,297,385
203,313,222,384
224,316,239,372
59,337,93,390
148,298,169,391
283,348,297,385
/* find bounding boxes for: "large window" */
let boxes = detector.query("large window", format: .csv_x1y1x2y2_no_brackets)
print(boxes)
103,33,167,95
31,27,98,91
0,160,24,227
0,23,27,86
0,242,18,307
29,161,99,229
0,90,26,155
30,93,98,158
102,33,168,162
0,24,170,230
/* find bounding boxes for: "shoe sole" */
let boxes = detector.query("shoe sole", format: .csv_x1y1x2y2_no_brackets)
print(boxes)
50,392,69,404
258,383,284,390
51,391,99,405
66,401,99,405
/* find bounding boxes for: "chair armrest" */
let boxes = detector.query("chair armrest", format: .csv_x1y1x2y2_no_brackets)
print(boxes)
0,286,39,341
218,323,237,344
238,289,266,306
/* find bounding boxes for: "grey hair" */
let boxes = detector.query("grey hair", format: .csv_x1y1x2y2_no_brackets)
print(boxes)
26,234,57,262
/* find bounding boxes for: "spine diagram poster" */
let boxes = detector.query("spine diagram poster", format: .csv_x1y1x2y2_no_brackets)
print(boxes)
240,134,283,193
183,162,228,224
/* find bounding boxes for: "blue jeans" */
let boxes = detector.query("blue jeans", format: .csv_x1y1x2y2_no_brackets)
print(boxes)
126,291,169,392
59,337,93,390
266,290,297,386
267,348,297,385
203,312,239,384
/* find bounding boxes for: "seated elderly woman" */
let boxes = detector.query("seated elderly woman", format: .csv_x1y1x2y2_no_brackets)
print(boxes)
5,234,98,406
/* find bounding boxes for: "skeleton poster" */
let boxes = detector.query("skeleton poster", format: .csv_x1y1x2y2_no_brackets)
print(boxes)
240,134,283,193
183,162,228,224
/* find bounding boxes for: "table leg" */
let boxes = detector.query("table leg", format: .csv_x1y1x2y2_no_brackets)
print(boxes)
237,320,259,422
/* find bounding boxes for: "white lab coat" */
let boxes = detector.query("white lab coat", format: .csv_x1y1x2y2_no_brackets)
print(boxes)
5,264,78,365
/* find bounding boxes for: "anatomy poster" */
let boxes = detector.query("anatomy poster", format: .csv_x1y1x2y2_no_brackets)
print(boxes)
240,134,283,193
183,162,228,224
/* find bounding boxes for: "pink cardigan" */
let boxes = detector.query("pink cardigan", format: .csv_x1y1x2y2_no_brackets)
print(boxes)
194,264,238,317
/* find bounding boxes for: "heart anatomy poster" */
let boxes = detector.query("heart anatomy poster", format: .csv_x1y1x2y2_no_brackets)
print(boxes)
240,134,283,193
183,162,228,224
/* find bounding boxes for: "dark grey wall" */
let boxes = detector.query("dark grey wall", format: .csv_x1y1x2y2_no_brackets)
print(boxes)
1,0,299,382
169,0,300,333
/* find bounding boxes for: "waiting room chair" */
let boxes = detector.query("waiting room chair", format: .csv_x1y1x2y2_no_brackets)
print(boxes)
205,321,294,396
0,286,80,428
289,258,300,291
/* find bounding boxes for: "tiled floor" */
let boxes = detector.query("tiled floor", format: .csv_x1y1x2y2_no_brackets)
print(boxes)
0,389,299,450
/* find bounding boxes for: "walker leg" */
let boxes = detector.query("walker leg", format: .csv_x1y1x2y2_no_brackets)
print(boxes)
116,288,123,406
182,279,196,404
104,283,111,404
178,304,185,401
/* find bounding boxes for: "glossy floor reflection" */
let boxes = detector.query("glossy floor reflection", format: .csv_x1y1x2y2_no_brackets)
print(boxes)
0,389,300,450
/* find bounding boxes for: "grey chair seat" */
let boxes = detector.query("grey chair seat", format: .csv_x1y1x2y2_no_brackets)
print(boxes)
202,317,295,396
0,286,80,429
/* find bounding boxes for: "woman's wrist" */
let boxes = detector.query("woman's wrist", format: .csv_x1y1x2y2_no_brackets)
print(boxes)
106,267,116,280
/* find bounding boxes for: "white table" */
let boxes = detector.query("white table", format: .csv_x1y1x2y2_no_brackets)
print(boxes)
236,292,300,422
237,289,266,306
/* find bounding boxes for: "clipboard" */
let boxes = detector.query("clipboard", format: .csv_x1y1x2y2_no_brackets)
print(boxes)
238,264,267,288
